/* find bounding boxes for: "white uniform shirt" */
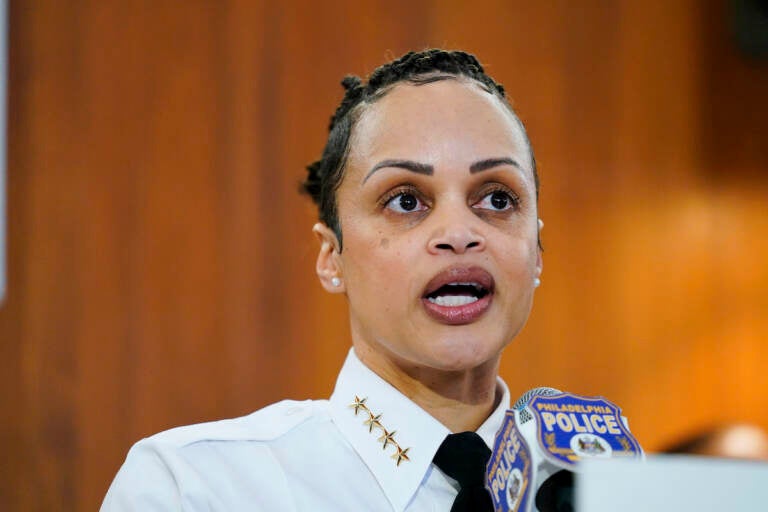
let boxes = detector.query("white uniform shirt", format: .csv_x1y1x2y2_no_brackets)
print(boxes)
101,349,511,511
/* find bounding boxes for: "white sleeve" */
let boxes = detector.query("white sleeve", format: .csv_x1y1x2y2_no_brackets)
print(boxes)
100,437,298,512
100,442,185,512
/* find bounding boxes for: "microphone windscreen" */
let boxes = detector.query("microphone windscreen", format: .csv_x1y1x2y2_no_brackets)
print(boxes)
513,387,561,424
512,387,562,410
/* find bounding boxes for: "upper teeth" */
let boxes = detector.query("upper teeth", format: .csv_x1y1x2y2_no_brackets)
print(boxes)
428,295,479,307
446,282,484,290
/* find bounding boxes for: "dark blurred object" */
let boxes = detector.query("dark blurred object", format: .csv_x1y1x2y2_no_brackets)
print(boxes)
733,0,768,58
664,423,768,460
536,470,574,512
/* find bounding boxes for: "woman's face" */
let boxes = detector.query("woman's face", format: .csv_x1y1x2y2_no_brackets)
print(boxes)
318,79,541,376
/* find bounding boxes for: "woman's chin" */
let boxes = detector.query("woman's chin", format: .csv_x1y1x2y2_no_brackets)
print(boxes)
420,341,503,374
354,327,507,379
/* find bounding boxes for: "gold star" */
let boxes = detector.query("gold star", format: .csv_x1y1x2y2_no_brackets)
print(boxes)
377,429,397,450
349,396,367,416
363,412,383,432
391,446,410,466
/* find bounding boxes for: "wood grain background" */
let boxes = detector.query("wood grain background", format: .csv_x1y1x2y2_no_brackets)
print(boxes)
1,1,766,510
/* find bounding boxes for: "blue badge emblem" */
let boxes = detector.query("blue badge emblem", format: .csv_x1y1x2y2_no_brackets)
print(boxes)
527,393,643,468
485,410,533,512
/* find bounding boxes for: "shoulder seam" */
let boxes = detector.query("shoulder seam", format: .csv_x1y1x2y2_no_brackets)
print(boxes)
143,399,331,448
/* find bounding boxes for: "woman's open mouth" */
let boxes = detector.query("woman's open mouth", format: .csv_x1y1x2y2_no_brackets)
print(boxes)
421,267,494,325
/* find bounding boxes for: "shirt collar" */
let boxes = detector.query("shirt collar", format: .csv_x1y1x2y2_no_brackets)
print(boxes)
329,348,510,512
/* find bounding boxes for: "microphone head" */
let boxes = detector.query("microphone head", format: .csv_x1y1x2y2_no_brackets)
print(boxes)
520,391,644,469
513,387,562,424
485,410,535,512
512,387,562,410
494,388,643,512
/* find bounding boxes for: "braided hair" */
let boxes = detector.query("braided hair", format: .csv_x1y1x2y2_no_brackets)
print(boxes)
302,49,538,248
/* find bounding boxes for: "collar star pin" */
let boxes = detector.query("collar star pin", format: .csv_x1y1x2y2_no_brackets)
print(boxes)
350,396,368,415
364,412,383,433
349,395,411,467
378,429,396,450
392,446,410,466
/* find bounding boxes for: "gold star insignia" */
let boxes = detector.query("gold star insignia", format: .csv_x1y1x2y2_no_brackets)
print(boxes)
391,446,410,466
349,396,367,416
347,396,410,468
377,429,397,450
363,412,383,432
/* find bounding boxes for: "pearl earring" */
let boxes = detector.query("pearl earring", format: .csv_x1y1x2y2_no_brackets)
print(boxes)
331,277,341,287
534,277,541,288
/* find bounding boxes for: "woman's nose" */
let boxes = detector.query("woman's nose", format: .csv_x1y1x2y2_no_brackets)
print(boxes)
426,209,486,255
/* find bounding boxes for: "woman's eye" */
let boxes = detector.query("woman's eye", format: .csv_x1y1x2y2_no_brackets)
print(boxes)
386,192,426,213
475,190,516,211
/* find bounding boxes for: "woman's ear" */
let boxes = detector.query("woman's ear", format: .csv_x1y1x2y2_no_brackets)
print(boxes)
536,218,544,279
313,223,345,293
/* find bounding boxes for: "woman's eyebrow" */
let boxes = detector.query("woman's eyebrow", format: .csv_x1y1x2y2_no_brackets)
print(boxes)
362,157,520,184
363,159,434,183
469,157,521,174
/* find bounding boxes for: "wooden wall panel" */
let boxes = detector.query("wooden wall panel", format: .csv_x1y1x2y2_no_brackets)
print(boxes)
1,1,766,510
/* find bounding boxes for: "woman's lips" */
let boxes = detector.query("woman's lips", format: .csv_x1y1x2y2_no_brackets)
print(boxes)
421,293,492,325
421,266,494,325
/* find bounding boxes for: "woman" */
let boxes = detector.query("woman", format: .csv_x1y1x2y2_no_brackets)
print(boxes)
101,49,543,512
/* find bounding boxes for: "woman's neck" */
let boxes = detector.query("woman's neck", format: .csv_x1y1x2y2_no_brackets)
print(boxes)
354,343,502,433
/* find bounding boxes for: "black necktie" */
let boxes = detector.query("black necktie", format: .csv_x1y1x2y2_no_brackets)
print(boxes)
433,432,494,511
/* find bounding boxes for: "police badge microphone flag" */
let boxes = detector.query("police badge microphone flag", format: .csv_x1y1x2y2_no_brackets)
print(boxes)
484,387,645,512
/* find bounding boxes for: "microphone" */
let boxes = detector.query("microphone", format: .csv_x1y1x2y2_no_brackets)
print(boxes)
485,387,644,512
